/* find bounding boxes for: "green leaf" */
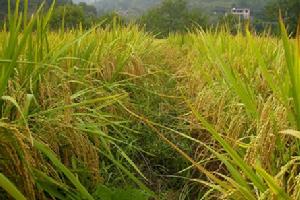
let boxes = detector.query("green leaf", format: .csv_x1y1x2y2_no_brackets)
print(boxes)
0,172,27,200
255,166,291,200
187,100,267,192
33,140,94,200
93,186,152,200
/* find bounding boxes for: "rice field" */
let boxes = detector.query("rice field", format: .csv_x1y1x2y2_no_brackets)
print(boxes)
1,3,300,200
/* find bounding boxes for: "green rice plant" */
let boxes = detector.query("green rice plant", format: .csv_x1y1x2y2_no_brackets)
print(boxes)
154,19,300,199
77,121,152,194
2,0,299,199
33,140,94,200
0,172,27,200
197,30,258,119
93,185,152,200
0,1,158,199
279,16,300,129
121,98,293,199
33,169,83,199
0,0,33,97
189,101,292,199
0,0,56,96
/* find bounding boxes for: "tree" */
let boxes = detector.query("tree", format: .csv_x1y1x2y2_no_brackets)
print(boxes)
50,4,86,29
236,0,267,9
265,0,300,35
0,1,8,23
0,0,72,26
78,2,98,27
139,0,207,37
78,2,97,17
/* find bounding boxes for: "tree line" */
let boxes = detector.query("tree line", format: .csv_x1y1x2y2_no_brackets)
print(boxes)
0,0,299,36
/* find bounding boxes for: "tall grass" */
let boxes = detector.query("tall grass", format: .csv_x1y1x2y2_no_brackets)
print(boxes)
279,17,300,129
1,1,300,199
0,1,156,199
162,18,300,199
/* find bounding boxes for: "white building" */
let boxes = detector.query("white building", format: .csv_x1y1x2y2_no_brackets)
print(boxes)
231,8,251,20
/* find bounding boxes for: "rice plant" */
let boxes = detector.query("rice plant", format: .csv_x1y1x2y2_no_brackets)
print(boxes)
1,0,300,199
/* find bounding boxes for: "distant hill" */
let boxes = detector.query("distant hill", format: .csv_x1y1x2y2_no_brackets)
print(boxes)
88,0,268,17
93,0,160,16
73,0,96,4
0,0,270,22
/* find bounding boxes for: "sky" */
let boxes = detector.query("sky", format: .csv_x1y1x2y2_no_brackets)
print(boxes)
72,0,95,4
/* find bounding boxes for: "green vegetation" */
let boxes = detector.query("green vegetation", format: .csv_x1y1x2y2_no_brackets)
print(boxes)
139,0,207,37
0,0,299,36
50,2,98,29
265,0,300,35
1,0,300,199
